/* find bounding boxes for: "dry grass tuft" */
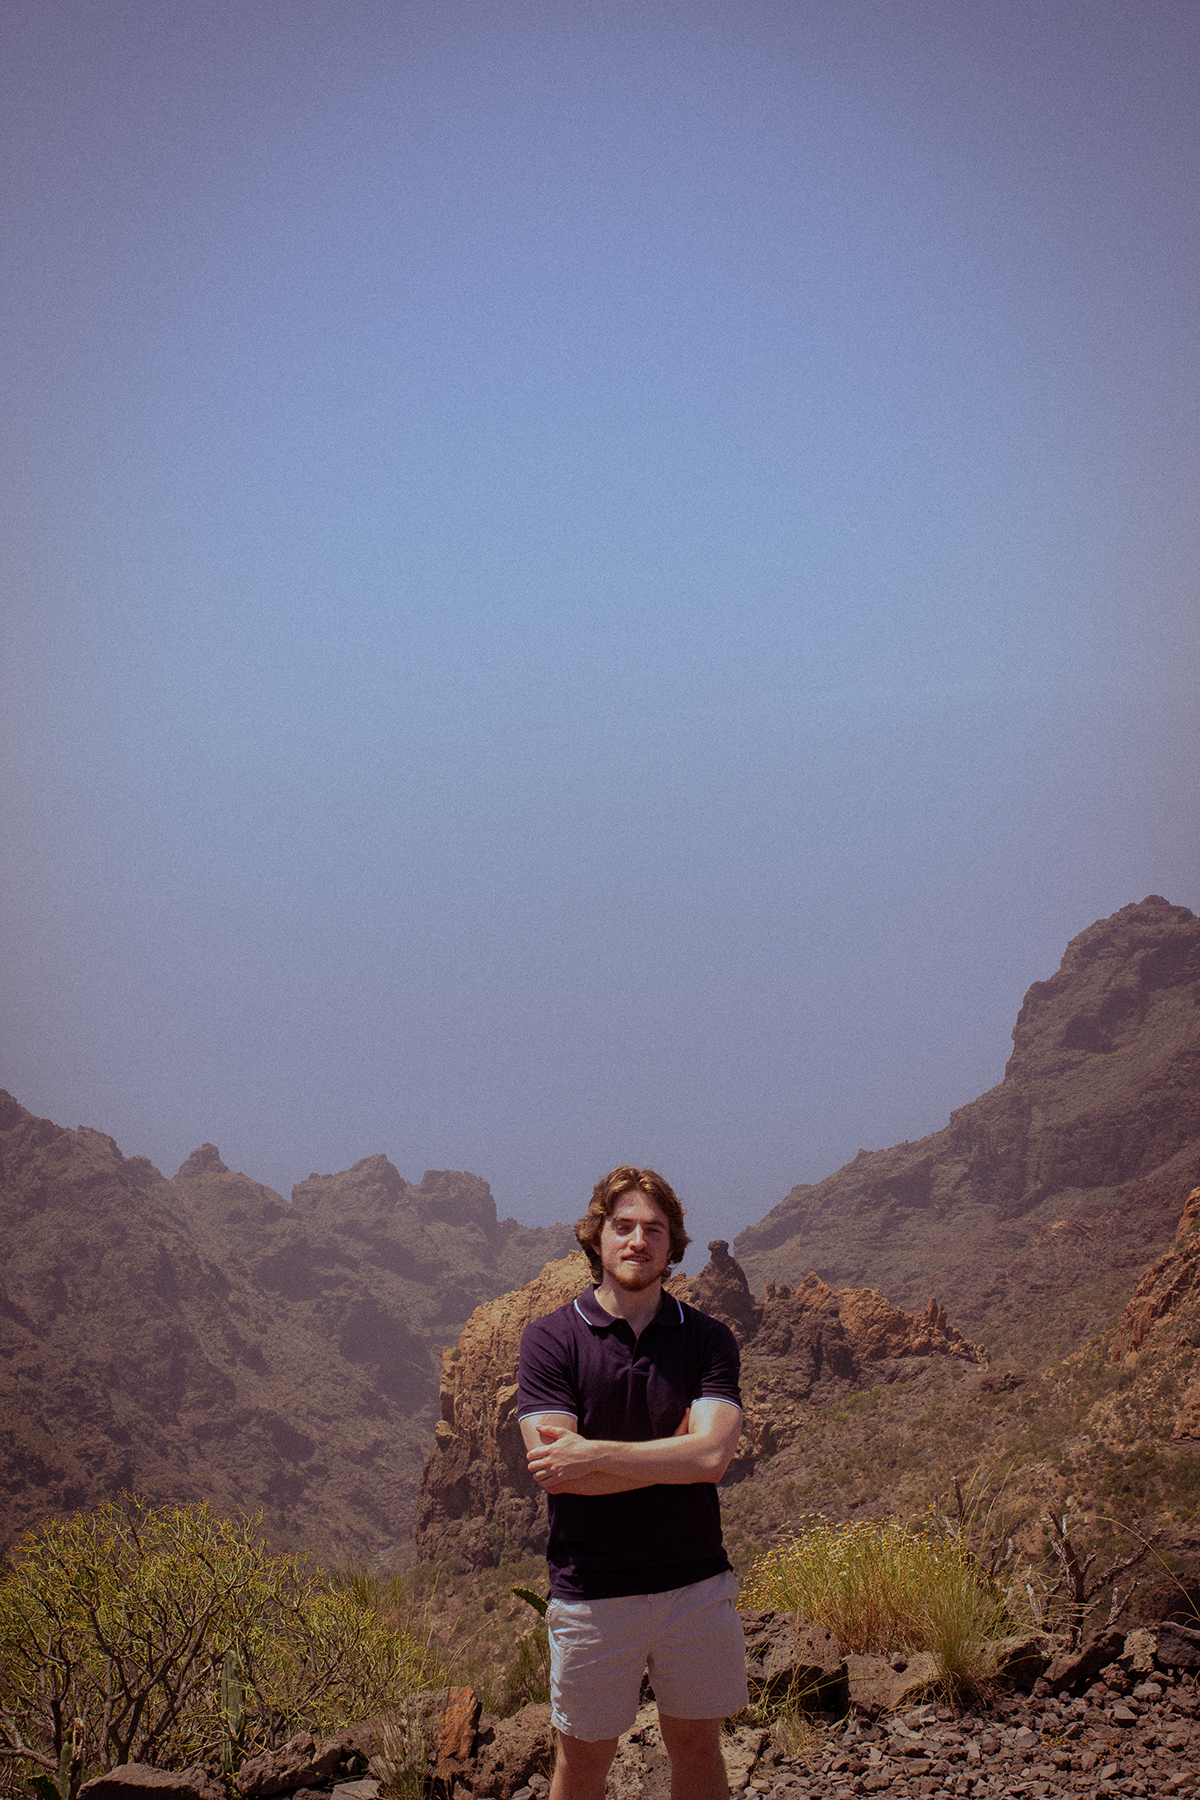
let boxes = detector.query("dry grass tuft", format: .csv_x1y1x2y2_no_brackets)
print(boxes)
741,1518,1012,1697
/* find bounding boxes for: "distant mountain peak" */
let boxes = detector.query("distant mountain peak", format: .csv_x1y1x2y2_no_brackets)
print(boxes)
175,1143,230,1177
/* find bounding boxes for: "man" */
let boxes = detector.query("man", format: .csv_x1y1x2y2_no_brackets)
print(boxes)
518,1166,747,1800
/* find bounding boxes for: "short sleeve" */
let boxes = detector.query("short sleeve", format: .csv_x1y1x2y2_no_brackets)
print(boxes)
693,1315,742,1411
517,1312,581,1421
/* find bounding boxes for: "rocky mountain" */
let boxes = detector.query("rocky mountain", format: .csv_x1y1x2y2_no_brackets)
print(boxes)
415,1240,987,1569
5,893,1198,1570
736,896,1200,1363
0,1094,572,1562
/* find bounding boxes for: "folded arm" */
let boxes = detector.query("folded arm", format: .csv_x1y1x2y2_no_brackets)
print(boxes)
521,1398,742,1497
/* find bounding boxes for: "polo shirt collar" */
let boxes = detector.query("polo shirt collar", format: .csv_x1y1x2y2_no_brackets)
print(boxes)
573,1285,685,1330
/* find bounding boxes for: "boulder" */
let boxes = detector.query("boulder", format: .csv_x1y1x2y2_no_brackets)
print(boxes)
844,1651,940,1716
1157,1618,1200,1672
364,1691,483,1789
1136,1576,1200,1626
235,1735,344,1798
80,1769,223,1800
1045,1626,1127,1693
433,1686,481,1786
1123,1627,1158,1673
985,1632,1049,1691
740,1609,847,1709
464,1702,554,1799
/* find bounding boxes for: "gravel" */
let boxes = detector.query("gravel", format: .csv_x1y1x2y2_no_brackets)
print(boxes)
728,1668,1200,1799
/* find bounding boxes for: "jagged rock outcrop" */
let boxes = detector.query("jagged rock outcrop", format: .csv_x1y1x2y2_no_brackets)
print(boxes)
732,1270,985,1470
415,1243,985,1567
736,897,1200,1360
1111,1187,1200,1362
685,1239,763,1340
1100,1186,1200,1443
755,1271,985,1366
0,1093,572,1560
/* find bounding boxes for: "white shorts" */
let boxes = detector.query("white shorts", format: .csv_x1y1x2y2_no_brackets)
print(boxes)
546,1569,749,1742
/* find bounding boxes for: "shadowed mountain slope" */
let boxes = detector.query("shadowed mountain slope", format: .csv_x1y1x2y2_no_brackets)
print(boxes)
735,897,1200,1363
0,1095,572,1561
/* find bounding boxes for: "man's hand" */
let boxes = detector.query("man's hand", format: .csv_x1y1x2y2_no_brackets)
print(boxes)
527,1424,601,1494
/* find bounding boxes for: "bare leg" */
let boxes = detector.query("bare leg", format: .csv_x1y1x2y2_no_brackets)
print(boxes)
657,1713,729,1800
548,1730,619,1800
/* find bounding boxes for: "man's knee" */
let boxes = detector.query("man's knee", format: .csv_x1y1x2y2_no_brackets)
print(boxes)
554,1729,619,1774
657,1712,724,1763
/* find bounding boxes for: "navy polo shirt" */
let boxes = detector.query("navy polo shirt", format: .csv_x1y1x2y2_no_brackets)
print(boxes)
517,1286,742,1601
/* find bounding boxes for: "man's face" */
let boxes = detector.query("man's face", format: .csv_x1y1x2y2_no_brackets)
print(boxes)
599,1192,672,1291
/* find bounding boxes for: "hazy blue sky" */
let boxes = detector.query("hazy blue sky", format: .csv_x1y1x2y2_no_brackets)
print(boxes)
4,0,1197,1262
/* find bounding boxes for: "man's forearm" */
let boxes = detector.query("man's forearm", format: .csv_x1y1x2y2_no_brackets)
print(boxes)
550,1471,652,1496
524,1401,742,1494
561,1430,730,1486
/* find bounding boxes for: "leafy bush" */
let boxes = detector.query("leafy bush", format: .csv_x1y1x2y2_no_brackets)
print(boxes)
0,1500,433,1799
741,1519,1011,1694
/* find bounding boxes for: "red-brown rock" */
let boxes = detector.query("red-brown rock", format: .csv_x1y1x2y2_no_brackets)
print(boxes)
235,1735,344,1798
463,1702,554,1799
79,1769,223,1800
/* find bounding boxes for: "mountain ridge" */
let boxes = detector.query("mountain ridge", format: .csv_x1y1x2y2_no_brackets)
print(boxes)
0,1093,572,1561
735,895,1200,1362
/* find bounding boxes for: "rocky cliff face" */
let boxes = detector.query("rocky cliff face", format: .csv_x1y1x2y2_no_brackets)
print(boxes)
173,1144,574,1408
0,1094,572,1561
414,1241,985,1568
1091,1186,1200,1445
415,1253,593,1570
735,897,1200,1361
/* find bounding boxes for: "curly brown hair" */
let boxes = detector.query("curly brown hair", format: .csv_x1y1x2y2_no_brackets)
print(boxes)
575,1165,691,1280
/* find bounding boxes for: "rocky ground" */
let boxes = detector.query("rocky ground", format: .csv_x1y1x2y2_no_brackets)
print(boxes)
148,1612,1197,1800
736,1672,1200,1799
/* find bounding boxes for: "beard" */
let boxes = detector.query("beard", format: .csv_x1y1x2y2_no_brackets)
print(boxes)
609,1256,666,1292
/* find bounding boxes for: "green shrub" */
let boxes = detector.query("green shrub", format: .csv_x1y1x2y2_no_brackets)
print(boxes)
741,1519,1011,1695
0,1499,432,1799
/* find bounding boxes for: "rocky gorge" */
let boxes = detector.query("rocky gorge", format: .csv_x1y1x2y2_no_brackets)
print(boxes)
4,895,1199,1568
5,895,1200,1798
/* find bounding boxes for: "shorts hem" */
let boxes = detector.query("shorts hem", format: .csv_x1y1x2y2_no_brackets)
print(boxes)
549,1704,638,1743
